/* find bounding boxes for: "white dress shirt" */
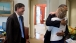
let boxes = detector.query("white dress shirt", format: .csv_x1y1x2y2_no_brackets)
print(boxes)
15,12,19,21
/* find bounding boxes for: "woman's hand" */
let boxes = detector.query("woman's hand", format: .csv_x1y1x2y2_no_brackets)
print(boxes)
56,31,65,36
60,19,66,26
50,12,56,14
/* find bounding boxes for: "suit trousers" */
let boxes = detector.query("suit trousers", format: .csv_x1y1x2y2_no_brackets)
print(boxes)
21,38,26,43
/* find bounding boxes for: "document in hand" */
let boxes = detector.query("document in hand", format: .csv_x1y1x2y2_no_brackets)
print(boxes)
66,38,76,43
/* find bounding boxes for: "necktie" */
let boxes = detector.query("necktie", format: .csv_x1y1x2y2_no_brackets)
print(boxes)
19,16,24,38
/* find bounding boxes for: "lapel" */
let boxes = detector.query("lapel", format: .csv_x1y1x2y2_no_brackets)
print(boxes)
13,13,25,34
13,13,20,27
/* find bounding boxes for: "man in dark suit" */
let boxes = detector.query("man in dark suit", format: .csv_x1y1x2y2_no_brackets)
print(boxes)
6,3,26,43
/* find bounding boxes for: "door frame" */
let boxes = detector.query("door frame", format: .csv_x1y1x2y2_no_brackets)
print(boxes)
29,0,46,38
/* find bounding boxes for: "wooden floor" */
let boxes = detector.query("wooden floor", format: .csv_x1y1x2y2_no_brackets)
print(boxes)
29,33,44,43
30,38,43,43
30,24,45,43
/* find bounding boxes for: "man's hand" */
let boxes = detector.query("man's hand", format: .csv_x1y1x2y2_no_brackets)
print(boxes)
61,19,66,26
50,12,56,14
56,31,65,36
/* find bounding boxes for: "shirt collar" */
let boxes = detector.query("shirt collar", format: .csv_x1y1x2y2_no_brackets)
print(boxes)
15,12,19,18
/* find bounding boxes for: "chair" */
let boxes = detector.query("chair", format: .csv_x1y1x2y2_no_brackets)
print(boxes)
24,27,30,43
2,22,6,32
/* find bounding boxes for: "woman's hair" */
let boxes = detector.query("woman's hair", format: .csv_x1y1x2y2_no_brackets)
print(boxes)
58,4,67,8
57,7,67,19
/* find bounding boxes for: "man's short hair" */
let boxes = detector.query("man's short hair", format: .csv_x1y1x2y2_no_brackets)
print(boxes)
15,3,25,11
58,4,67,8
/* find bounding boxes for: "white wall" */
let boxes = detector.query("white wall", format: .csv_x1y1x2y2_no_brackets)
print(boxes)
46,0,59,17
46,0,66,18
70,0,76,27
59,0,66,5
0,17,7,26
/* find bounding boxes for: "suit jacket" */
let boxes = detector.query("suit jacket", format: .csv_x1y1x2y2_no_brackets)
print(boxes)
44,14,69,43
5,13,26,43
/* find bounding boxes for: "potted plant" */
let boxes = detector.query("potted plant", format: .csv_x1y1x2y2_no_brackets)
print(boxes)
68,27,76,40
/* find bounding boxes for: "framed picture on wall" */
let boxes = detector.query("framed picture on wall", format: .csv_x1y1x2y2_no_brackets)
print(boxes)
0,0,14,17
